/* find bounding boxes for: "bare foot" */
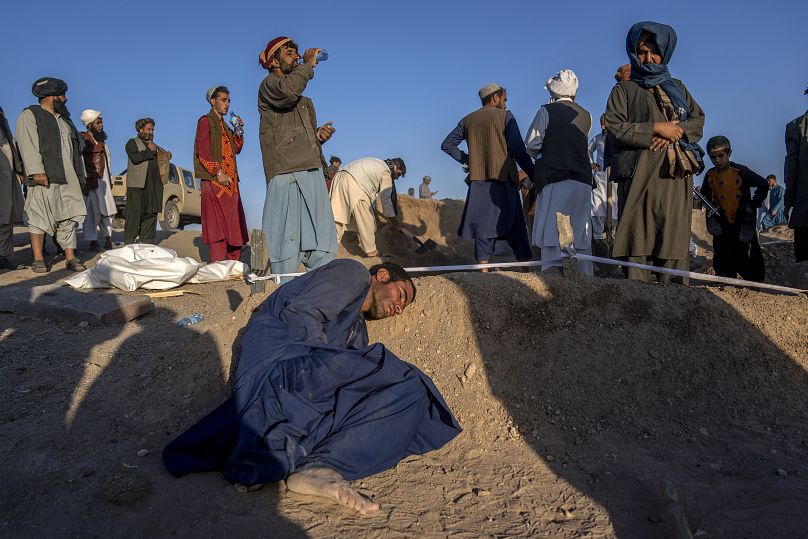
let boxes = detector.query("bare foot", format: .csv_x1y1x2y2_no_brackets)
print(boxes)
285,467,380,514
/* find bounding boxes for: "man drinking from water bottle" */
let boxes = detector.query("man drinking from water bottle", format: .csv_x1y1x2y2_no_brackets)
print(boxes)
194,85,249,262
257,36,337,280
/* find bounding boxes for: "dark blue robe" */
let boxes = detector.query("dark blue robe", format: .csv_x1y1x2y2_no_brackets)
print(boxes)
163,259,461,486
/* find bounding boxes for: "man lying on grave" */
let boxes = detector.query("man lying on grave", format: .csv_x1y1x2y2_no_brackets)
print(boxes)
163,259,461,514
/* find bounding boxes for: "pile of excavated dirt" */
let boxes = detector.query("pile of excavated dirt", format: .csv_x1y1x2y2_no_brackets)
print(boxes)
2,269,808,537
2,196,808,537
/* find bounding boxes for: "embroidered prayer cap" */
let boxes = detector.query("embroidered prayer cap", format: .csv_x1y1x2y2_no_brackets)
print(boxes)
259,36,292,69
545,69,579,100
80,109,101,127
206,87,218,102
478,83,503,101
32,77,68,98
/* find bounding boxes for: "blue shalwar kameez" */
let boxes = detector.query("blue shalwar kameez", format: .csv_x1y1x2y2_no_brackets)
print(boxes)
163,259,460,486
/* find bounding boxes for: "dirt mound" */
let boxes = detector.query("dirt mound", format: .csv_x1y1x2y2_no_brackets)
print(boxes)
3,197,808,537
3,265,808,537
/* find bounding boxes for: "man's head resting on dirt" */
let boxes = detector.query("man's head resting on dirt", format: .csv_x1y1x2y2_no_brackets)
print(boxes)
363,262,416,320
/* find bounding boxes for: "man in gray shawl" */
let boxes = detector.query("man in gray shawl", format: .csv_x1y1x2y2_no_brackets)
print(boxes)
16,77,87,273
0,106,25,270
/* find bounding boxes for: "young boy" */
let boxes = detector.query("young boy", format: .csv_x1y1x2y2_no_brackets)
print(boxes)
699,135,768,281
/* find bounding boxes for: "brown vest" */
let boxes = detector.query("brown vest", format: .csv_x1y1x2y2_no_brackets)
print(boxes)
463,107,517,183
194,110,238,181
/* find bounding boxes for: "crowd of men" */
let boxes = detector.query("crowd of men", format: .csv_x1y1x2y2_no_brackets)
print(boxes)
1,19,807,514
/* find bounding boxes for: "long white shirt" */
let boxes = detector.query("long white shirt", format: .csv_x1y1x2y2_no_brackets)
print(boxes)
341,157,396,217
588,131,618,219
16,108,86,224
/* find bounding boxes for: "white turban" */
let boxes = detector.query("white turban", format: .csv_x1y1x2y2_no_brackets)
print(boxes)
80,109,101,127
545,69,579,101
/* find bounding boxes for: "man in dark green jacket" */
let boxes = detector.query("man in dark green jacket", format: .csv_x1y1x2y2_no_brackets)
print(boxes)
257,36,337,280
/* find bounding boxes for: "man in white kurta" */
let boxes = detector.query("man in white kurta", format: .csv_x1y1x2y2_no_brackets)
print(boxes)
0,106,25,270
525,70,594,275
79,109,116,251
16,77,87,273
588,115,619,253
330,157,404,257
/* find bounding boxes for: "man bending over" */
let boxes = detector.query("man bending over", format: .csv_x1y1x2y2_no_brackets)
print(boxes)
163,259,460,513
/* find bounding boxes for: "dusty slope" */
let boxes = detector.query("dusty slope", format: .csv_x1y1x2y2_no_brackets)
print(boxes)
2,197,808,538
2,268,808,537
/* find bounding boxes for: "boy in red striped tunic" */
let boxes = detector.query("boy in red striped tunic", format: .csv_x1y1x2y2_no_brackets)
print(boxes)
194,86,249,262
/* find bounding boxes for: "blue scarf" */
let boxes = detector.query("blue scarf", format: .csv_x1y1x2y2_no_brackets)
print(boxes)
626,21,690,121
626,21,703,162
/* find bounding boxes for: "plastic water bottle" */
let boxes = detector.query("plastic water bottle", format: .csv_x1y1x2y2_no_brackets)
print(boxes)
177,314,204,328
229,112,243,137
297,49,329,64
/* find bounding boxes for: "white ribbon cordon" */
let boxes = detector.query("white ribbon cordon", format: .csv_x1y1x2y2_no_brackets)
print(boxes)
246,255,807,295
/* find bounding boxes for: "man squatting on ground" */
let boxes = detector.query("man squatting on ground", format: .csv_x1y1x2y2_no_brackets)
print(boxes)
163,259,461,513
330,156,406,257
0,106,25,270
124,118,166,245
604,21,705,282
258,37,337,280
79,109,116,252
759,175,786,230
525,69,595,276
784,87,808,264
16,77,87,274
194,86,249,262
699,135,768,282
441,83,534,266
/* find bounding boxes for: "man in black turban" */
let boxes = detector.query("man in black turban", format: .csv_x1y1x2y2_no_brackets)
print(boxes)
15,77,87,273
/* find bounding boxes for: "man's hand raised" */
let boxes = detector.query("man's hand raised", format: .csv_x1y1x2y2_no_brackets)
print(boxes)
303,48,320,68
317,123,335,143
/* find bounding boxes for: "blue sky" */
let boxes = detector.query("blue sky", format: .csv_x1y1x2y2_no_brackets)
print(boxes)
2,0,806,228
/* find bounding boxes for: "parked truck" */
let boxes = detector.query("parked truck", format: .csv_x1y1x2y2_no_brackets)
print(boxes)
111,163,201,231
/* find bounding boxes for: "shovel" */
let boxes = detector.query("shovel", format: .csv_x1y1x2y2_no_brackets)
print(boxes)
376,210,438,254
399,226,438,254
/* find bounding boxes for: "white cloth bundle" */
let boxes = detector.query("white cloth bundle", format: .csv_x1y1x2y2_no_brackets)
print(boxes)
64,244,248,291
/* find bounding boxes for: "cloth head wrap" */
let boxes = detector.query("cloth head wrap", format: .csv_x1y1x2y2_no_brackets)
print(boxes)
135,118,155,131
626,21,703,158
259,36,292,69
80,109,101,127
625,21,690,117
478,83,503,101
32,77,68,98
545,70,579,101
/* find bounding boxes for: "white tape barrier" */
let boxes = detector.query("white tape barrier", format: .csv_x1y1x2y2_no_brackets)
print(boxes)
247,255,807,295
574,253,806,295
246,260,563,284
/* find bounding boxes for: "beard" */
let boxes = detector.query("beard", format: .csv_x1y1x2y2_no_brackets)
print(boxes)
137,132,153,142
91,128,107,142
364,295,389,321
53,100,71,118
280,56,296,75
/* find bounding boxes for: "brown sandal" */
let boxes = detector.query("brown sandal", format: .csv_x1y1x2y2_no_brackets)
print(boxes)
31,260,48,273
66,258,86,272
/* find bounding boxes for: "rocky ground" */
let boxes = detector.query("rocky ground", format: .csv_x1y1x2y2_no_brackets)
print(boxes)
1,197,807,538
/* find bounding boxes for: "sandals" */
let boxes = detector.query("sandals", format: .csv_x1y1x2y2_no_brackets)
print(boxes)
31,260,48,273
66,258,86,273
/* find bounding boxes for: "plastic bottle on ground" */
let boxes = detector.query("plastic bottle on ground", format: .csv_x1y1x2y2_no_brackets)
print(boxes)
177,314,204,328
